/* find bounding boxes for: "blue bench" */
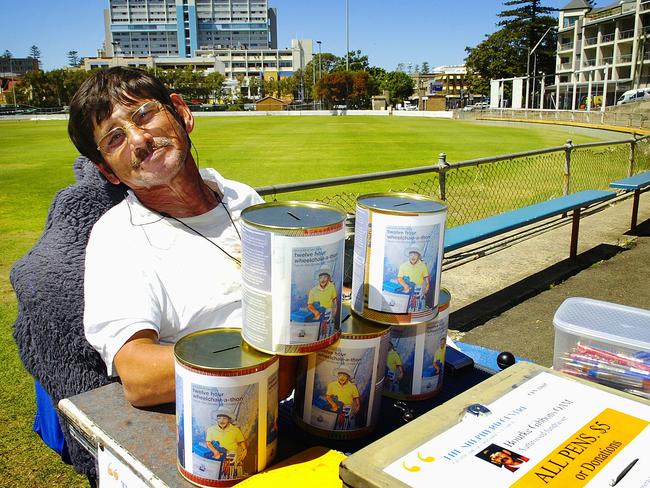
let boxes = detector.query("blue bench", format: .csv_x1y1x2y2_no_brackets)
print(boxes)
444,189,617,258
610,170,650,230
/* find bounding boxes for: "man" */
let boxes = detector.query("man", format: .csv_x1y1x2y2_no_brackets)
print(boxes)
206,409,247,473
307,266,338,322
489,449,529,472
397,247,430,298
386,341,404,393
68,67,293,407
325,367,361,429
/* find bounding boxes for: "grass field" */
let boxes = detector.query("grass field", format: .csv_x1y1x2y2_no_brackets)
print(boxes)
0,115,609,486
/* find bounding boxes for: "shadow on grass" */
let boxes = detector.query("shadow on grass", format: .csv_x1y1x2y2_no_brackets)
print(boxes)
449,242,628,333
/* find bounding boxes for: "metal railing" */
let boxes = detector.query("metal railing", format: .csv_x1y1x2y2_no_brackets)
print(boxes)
618,29,635,40
255,135,650,229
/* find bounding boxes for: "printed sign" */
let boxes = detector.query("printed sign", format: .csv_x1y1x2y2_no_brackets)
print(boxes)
383,372,650,487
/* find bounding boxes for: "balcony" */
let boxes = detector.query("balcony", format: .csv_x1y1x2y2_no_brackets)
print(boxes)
618,54,633,63
583,59,597,67
618,29,635,40
585,36,598,45
559,41,574,51
601,33,615,43
601,56,614,64
558,62,573,71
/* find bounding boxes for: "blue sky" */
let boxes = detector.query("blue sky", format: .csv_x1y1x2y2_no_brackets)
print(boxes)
1,0,570,72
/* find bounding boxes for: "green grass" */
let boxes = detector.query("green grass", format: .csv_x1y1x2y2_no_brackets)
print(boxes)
0,116,607,486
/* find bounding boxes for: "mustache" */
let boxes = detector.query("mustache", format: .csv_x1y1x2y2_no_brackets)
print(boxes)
131,138,173,169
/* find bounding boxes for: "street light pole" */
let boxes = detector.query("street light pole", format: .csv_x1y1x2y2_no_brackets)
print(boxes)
345,0,349,71
526,25,556,110
317,40,322,109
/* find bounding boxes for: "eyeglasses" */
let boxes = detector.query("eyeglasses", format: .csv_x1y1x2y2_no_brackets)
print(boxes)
96,101,164,154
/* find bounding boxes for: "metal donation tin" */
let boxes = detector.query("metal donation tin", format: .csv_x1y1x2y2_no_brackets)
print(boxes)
384,289,451,401
241,201,346,355
174,329,279,487
293,307,390,439
351,193,447,325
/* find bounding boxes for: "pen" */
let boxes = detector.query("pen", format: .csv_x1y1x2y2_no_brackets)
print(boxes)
610,458,639,487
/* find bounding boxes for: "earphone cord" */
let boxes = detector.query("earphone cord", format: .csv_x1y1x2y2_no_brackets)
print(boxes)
162,192,241,265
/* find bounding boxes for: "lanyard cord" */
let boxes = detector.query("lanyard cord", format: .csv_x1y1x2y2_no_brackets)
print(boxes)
162,191,242,265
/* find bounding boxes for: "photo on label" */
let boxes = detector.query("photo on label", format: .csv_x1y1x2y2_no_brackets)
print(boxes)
289,242,343,344
380,224,440,314
190,384,258,481
310,347,375,431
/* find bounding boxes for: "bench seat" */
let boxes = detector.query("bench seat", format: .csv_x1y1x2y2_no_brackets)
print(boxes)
444,189,616,257
610,170,650,229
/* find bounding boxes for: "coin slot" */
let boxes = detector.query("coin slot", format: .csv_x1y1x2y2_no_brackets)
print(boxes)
212,345,241,354
287,211,302,221
393,202,411,207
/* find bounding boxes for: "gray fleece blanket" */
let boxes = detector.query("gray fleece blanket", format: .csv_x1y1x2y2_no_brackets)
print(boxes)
11,156,127,478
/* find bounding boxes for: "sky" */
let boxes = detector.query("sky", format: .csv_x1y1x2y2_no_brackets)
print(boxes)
1,0,571,72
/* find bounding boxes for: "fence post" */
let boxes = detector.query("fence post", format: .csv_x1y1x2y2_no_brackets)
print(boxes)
437,152,449,201
628,134,636,177
564,139,573,196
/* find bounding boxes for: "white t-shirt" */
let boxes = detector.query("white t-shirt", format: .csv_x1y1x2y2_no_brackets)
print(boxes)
84,168,263,376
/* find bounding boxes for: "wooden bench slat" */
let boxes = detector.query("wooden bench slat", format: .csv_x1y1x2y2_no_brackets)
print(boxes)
444,190,616,253
610,170,650,190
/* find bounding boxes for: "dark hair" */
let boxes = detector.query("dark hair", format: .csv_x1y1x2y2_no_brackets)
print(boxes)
68,67,184,165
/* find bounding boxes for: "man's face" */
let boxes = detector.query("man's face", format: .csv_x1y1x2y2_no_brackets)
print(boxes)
337,372,350,385
319,273,331,287
92,94,191,190
409,252,420,265
492,451,514,466
217,415,231,428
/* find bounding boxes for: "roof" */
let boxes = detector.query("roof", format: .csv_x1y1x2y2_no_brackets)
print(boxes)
561,0,591,10
255,96,287,104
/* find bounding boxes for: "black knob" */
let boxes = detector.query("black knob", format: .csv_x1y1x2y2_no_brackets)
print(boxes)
497,351,516,370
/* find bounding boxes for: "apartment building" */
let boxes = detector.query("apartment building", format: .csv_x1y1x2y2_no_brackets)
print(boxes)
411,65,471,110
85,1,311,83
104,0,277,58
553,0,650,109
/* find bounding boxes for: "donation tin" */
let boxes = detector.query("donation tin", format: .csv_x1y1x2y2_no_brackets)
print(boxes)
293,308,390,439
351,193,447,325
384,289,451,401
241,201,346,355
174,329,279,487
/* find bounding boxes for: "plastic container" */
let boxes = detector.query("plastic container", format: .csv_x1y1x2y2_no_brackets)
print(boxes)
553,297,650,398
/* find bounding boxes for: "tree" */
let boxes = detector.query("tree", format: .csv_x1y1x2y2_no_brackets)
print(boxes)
315,71,372,108
67,50,81,68
465,0,557,95
379,71,415,105
29,45,42,66
2,50,12,58
331,50,369,72
465,28,523,95
421,62,430,74
497,0,557,76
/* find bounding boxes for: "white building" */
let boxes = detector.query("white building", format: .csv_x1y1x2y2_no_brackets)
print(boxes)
104,0,277,58
553,0,650,109
85,1,312,83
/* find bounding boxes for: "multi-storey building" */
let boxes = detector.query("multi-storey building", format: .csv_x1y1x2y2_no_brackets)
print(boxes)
84,39,312,81
105,0,277,58
553,0,650,109
411,65,471,110
86,1,311,88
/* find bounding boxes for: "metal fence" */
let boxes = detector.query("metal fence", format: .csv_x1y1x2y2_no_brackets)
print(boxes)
255,135,650,229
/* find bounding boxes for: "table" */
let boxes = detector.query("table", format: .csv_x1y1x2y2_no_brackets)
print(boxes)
58,364,493,486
